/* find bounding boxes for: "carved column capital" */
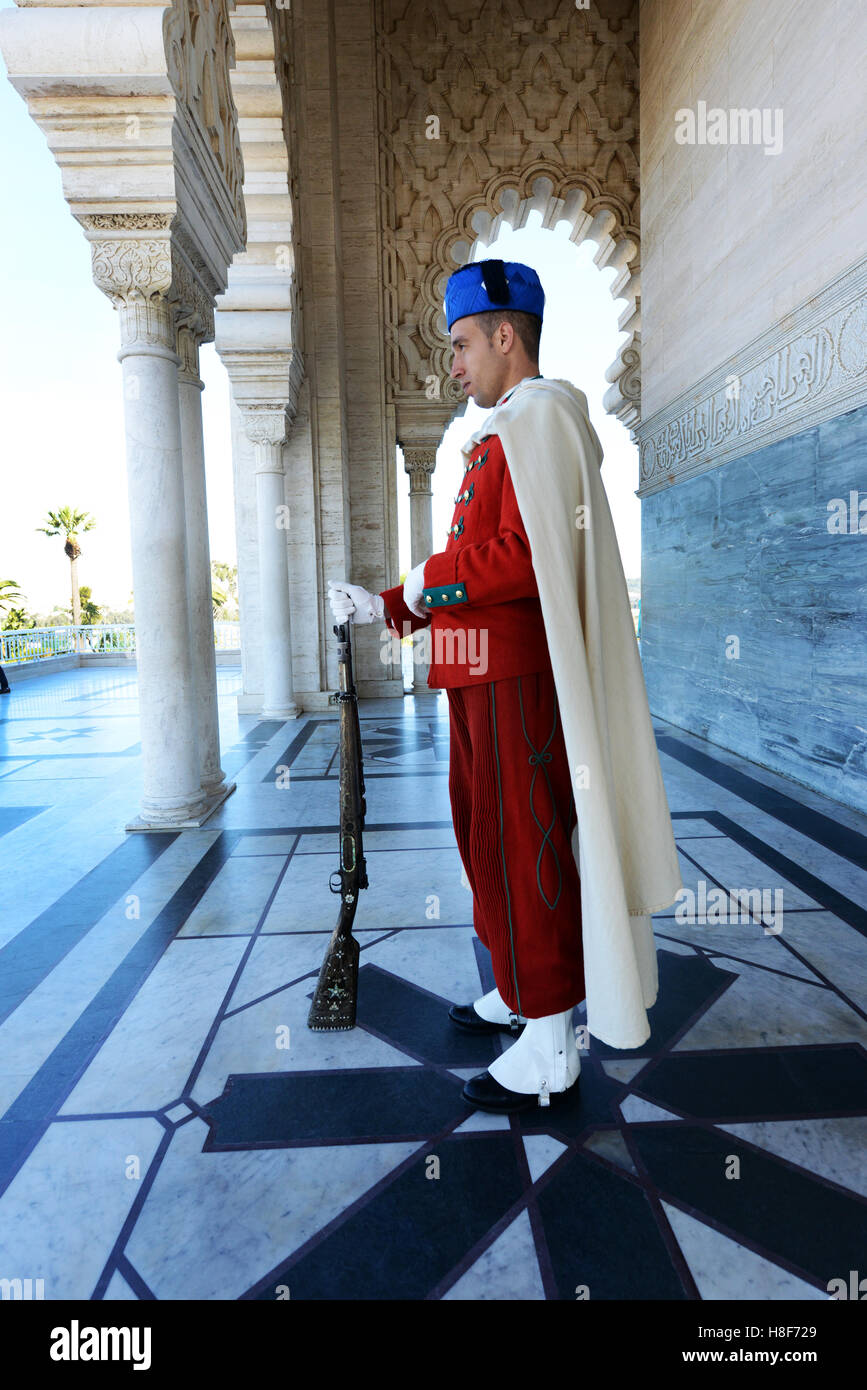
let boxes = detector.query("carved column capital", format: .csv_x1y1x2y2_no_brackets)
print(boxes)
172,250,216,387
77,214,218,368
238,403,288,474
78,214,176,351
402,447,437,495
239,404,288,446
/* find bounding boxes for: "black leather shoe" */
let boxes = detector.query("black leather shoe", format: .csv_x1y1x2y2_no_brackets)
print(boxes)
462,1069,579,1113
448,1002,525,1035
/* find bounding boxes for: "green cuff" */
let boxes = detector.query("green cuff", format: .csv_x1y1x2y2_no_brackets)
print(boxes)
422,582,469,609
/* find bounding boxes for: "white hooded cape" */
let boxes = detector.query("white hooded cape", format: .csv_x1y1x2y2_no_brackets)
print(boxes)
457,377,682,1049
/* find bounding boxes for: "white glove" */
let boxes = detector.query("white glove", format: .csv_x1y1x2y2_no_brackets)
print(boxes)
327,580,385,625
403,559,429,618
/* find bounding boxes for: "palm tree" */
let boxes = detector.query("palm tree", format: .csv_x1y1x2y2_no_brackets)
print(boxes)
0,579,25,622
37,508,96,626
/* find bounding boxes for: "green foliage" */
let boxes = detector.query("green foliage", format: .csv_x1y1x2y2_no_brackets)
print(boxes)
78,585,104,626
211,560,238,595
1,606,36,631
36,507,96,541
0,578,25,617
211,562,238,619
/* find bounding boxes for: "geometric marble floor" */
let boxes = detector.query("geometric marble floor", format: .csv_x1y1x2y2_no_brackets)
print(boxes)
1,666,865,1300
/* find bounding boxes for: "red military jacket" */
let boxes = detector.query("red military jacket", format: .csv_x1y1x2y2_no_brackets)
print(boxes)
379,432,552,688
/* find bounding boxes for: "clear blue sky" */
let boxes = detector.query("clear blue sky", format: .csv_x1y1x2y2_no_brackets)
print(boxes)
0,11,640,617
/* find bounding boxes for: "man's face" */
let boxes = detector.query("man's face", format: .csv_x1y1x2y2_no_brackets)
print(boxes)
449,316,510,409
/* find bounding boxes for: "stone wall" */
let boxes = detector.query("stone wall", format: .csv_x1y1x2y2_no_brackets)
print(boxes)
642,401,867,812
637,0,867,811
639,0,867,423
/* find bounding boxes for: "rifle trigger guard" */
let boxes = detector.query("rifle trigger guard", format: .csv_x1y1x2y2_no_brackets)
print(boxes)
328,870,343,894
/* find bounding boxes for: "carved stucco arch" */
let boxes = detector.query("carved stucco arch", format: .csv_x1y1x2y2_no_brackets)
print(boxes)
377,0,642,437
412,165,641,429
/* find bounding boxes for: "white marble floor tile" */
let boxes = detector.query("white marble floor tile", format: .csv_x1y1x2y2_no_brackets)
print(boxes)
355,926,485,1004
654,922,821,980
178,855,287,936
0,1118,163,1300
0,834,223,1114
298,827,459,853
442,1209,545,1300
656,752,767,820
581,1129,637,1174
102,1270,139,1300
673,961,867,1051
673,819,728,837
721,809,867,906
361,776,453,824
681,837,825,910
206,782,335,830
61,937,248,1113
620,1096,683,1123
225,930,386,1011
261,848,471,934
652,932,699,956
453,1111,511,1133
124,1118,421,1299
771,911,867,1009
0,831,131,947
0,758,129,781
190,977,421,1105
216,770,453,831
661,1203,826,1300
600,1059,650,1083
717,1116,867,1200
523,1133,568,1183
230,834,299,857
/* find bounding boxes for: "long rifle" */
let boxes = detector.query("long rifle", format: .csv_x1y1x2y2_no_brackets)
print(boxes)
307,622,368,1029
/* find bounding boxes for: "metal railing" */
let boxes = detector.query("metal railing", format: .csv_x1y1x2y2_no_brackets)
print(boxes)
0,622,241,665
214,622,241,650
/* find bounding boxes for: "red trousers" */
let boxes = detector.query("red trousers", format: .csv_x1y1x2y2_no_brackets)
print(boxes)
447,667,586,1017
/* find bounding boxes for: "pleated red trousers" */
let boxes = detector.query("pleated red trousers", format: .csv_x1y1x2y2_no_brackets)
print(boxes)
447,666,586,1018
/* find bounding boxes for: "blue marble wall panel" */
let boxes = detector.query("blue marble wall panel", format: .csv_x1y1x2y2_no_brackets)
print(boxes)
642,401,867,813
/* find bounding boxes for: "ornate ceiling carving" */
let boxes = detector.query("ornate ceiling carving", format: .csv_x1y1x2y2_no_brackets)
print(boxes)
164,0,247,249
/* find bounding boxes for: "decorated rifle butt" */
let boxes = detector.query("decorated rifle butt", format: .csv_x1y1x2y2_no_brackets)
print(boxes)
307,911,361,1030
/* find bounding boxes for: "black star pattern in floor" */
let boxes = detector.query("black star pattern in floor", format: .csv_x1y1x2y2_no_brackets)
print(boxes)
360,723,447,763
14,725,101,743
189,943,867,1299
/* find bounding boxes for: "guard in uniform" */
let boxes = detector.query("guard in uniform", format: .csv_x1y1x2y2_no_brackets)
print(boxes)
330,261,585,1112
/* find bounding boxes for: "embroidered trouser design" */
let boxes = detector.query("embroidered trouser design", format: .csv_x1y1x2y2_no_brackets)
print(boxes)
447,668,585,1017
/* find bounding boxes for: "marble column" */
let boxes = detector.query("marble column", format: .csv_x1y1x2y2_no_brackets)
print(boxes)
401,445,439,687
242,407,299,720
89,232,206,827
176,318,232,801
403,446,437,568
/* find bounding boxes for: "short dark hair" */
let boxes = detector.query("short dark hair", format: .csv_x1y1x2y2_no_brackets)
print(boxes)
475,309,541,361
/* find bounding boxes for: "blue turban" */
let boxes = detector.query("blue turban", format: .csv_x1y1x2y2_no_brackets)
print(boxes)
445,259,545,331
